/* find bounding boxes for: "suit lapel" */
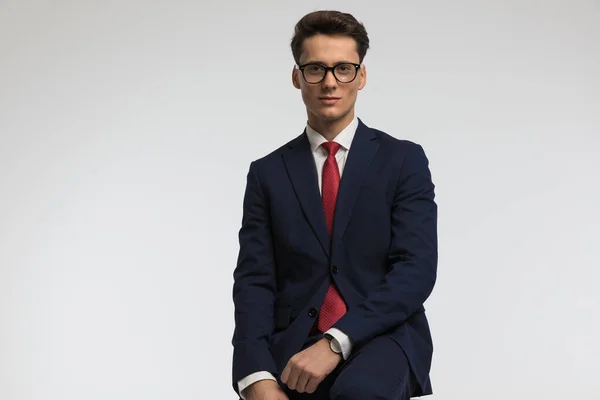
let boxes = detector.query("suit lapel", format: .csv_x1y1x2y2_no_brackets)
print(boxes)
333,120,380,243
282,131,330,257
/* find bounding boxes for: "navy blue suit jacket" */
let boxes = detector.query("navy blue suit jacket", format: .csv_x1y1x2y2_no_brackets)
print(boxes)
232,119,438,396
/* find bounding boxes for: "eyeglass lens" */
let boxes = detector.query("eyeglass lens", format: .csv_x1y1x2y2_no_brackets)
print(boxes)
303,63,357,83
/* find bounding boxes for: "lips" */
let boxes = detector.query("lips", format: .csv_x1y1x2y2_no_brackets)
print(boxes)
319,97,340,105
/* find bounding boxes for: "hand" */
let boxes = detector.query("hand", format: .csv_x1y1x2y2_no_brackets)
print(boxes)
243,379,289,400
281,338,342,394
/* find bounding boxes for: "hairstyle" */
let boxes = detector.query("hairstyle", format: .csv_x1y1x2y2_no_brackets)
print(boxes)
290,10,370,65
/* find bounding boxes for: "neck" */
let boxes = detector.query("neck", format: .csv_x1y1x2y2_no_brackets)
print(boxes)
307,110,355,141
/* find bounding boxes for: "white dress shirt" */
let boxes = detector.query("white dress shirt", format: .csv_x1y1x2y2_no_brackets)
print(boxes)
237,117,359,398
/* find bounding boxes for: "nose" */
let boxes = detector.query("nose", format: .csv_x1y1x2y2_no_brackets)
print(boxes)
321,69,337,89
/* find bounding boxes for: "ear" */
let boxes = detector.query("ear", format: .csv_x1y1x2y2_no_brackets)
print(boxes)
358,63,367,90
292,66,301,89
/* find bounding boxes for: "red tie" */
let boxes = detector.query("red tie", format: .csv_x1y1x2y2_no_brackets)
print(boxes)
317,141,348,332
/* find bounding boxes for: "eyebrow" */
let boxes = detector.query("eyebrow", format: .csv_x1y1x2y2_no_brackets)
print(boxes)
301,60,358,66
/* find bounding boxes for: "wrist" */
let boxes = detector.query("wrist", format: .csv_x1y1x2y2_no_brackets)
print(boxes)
322,336,343,363
244,379,279,396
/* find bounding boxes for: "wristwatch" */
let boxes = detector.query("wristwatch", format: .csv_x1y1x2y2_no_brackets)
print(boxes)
323,333,342,355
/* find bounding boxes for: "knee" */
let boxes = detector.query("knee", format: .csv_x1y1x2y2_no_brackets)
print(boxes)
329,378,384,400
328,382,357,400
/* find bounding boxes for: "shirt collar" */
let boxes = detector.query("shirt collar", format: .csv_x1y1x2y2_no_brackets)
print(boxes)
305,116,358,153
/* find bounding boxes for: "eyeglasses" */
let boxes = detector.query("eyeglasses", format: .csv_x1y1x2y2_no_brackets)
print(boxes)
296,62,361,84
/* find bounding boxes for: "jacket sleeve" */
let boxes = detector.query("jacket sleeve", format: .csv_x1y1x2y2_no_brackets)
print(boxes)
231,161,278,392
333,143,438,346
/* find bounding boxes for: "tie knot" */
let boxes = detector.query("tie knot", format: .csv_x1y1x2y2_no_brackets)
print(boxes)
321,141,341,156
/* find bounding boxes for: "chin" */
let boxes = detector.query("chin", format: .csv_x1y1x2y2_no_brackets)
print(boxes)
315,107,345,121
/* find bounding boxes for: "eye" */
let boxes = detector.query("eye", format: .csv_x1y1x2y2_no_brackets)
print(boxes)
305,65,324,73
335,64,353,74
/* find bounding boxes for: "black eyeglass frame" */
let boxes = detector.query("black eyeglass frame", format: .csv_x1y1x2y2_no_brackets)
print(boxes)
296,62,362,84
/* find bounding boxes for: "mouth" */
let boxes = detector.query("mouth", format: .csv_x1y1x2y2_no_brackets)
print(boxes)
319,97,341,105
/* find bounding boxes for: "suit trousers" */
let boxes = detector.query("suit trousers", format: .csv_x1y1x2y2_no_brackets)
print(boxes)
280,332,417,400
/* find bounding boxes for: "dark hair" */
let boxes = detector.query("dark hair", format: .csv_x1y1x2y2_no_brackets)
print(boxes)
290,10,370,65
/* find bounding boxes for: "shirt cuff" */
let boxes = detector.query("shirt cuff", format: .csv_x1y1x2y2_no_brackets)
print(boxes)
237,371,277,399
325,327,353,360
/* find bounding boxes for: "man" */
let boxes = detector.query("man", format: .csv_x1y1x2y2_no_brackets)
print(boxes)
232,10,437,400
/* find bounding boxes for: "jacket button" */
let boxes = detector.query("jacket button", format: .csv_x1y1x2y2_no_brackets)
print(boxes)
331,265,339,274
308,308,317,317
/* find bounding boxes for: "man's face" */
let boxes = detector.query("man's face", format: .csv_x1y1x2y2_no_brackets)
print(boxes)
292,34,366,123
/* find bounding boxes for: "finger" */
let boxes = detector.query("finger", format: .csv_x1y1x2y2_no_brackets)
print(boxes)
295,369,312,393
280,362,291,384
285,365,300,391
304,376,321,394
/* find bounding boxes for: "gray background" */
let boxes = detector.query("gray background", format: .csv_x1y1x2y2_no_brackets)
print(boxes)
1,0,599,399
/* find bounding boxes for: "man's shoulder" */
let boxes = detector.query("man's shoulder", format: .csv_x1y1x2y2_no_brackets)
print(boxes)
360,123,431,173
365,123,424,153
247,131,304,171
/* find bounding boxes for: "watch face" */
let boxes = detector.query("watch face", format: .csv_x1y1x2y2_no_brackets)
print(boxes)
328,337,341,354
